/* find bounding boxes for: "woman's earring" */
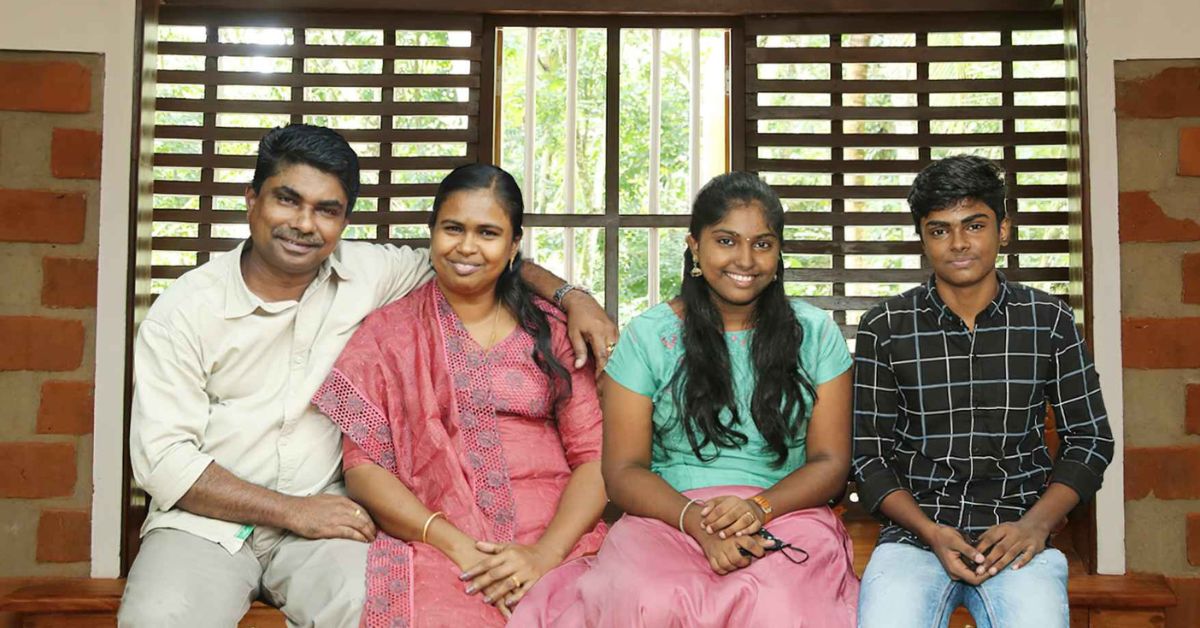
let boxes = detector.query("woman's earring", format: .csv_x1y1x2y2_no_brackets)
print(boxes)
508,256,516,272
690,261,703,278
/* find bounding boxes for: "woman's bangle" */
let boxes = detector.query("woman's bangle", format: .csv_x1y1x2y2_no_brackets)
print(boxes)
421,511,445,544
678,499,701,533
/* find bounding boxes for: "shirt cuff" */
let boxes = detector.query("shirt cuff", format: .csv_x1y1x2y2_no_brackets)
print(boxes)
142,450,215,512
1049,458,1105,502
857,463,905,513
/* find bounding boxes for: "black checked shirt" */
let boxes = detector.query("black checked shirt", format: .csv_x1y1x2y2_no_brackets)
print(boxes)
852,273,1114,548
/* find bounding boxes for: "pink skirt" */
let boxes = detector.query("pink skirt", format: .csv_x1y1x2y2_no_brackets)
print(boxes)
509,485,859,627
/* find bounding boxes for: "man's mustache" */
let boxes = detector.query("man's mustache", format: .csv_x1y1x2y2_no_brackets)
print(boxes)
272,226,323,246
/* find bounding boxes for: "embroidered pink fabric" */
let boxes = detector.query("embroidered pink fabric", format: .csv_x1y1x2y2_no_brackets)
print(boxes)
313,281,606,627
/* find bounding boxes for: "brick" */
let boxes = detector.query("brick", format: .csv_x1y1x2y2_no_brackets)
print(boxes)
1185,254,1200,305
1190,514,1200,567
37,381,93,435
1118,191,1200,243
1123,318,1200,369
1116,66,1200,119
0,316,85,372
50,129,101,180
1167,577,1200,628
0,442,76,498
35,509,90,563
0,189,86,244
1188,384,1200,436
0,61,91,113
1181,127,1200,177
41,258,97,309
1125,445,1200,500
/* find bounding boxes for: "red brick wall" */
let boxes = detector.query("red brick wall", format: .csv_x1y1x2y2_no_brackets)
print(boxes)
1115,59,1200,628
0,52,103,577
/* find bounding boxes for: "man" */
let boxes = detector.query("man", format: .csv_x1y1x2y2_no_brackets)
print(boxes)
118,124,617,627
852,155,1114,627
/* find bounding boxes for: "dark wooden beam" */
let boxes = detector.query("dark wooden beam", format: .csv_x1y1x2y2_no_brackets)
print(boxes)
160,0,1058,16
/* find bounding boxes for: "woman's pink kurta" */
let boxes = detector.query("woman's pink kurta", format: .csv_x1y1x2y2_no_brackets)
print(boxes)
314,281,606,627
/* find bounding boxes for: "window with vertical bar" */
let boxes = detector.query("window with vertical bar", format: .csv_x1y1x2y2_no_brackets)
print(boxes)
150,9,483,294
495,24,732,324
744,10,1071,342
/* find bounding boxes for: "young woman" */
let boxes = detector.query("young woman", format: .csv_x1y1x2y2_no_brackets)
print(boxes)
313,164,607,627
512,172,859,626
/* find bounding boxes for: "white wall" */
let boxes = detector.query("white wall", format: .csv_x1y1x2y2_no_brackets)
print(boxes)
0,0,137,578
1085,0,1200,575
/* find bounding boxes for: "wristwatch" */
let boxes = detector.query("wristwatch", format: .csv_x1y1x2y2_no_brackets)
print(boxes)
553,283,591,307
750,494,774,524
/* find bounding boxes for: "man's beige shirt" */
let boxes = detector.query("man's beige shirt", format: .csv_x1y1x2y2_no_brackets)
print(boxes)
130,240,433,553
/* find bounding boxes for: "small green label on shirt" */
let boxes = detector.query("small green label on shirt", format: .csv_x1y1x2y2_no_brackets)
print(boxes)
236,524,254,540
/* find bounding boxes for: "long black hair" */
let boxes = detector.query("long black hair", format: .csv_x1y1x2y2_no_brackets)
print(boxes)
429,164,571,399
670,172,816,467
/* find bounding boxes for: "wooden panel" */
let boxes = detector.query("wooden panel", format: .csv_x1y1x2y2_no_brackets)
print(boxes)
23,614,115,628
742,8,1074,331
150,9,486,282
1088,609,1167,628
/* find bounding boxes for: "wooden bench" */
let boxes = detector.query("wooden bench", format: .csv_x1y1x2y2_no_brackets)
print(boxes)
0,579,285,628
1,524,1176,628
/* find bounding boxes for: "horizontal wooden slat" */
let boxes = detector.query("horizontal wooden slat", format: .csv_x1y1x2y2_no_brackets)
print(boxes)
157,70,481,89
157,97,478,116
748,76,1064,93
750,157,1067,173
767,184,1066,198
748,104,1064,120
154,181,445,196
160,8,483,31
153,153,474,170
159,41,481,61
749,130,1066,147
783,266,1068,282
154,125,475,142
745,11,1062,35
747,44,1063,64
781,211,1068,226
783,239,1066,255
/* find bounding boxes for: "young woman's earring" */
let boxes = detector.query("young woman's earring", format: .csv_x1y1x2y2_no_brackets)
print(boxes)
690,261,703,278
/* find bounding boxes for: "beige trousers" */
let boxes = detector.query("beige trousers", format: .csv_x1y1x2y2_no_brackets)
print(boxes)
118,527,367,628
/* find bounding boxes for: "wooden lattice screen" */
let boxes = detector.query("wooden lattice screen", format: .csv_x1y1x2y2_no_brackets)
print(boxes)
743,10,1070,336
151,9,483,286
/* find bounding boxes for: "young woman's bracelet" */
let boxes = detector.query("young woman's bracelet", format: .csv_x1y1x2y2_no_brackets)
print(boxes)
678,499,701,533
421,511,445,543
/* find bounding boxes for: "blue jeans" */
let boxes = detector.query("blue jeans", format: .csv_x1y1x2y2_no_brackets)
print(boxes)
858,542,1069,628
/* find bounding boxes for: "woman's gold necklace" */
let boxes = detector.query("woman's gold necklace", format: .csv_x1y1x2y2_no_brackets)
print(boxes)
485,300,502,349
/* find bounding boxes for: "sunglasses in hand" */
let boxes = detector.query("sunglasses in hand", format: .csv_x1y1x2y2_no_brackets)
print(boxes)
737,527,810,565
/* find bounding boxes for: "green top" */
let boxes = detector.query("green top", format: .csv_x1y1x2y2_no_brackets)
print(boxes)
604,299,852,493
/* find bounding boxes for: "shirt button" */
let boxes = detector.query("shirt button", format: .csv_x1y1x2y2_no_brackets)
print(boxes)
293,355,304,366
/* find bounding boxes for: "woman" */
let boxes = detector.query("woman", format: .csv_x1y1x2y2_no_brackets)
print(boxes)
512,172,859,626
313,164,607,627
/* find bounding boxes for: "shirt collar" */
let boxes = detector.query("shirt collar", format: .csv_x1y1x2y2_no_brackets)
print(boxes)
221,241,351,319
922,270,1009,327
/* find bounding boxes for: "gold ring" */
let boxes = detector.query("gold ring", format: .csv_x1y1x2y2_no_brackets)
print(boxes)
508,575,522,589
605,342,617,353
354,508,362,518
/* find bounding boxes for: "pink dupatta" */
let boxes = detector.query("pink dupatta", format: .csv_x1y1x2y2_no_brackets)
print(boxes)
313,281,524,627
